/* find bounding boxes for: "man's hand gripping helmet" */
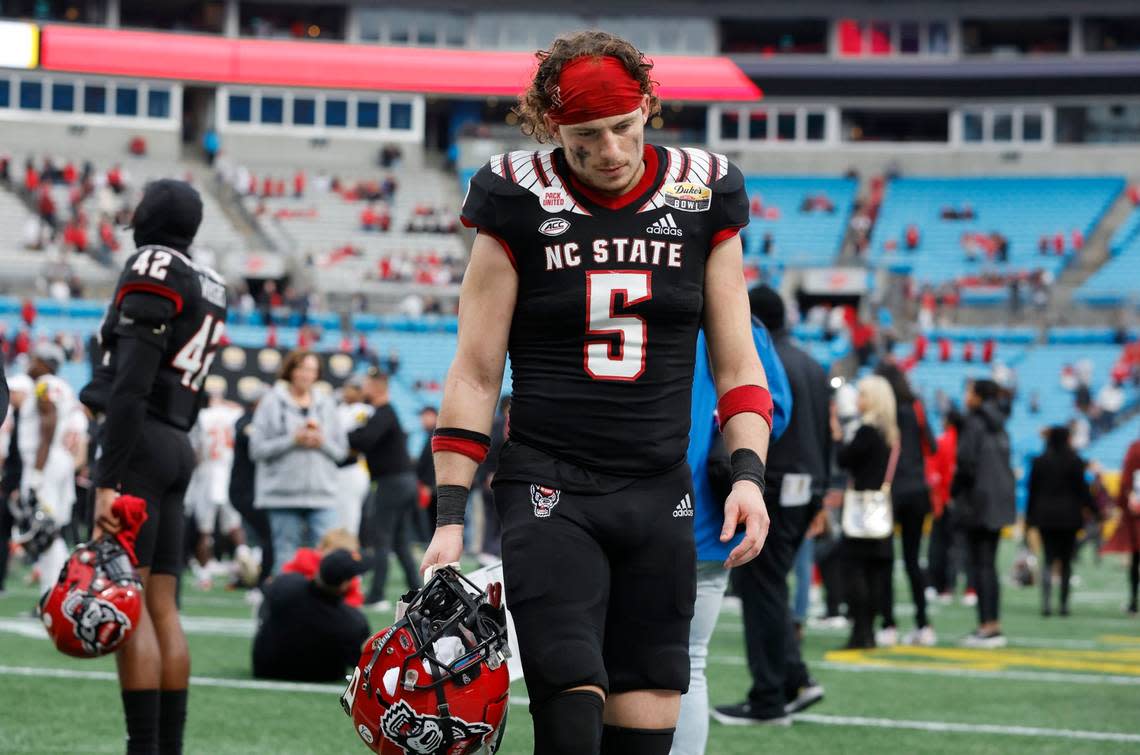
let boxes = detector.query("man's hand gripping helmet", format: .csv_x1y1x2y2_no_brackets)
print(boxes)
343,566,511,754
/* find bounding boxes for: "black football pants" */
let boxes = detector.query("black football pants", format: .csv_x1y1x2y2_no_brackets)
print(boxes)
731,493,816,717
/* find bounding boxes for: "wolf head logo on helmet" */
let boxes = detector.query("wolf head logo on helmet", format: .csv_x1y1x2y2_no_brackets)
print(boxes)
61,591,133,656
343,566,510,754
379,700,493,754
529,485,560,518
41,536,143,658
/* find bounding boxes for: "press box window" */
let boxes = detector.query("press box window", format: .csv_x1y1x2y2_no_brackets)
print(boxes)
357,100,380,129
228,94,252,123
261,96,283,124
390,101,412,130
293,97,316,125
325,99,348,128
116,86,138,116
19,80,42,110
806,112,826,141
52,82,75,112
84,84,106,114
147,88,170,119
0,80,8,108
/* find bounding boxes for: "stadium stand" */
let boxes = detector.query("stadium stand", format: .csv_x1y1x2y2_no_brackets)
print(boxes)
741,176,858,267
869,177,1124,286
1075,204,1140,306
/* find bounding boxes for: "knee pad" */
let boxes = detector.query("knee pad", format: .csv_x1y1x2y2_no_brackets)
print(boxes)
531,690,604,755
601,724,675,755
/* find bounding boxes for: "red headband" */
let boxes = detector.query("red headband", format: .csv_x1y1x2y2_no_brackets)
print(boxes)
548,55,646,126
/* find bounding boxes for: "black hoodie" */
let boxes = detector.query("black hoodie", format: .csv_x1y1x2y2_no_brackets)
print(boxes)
952,400,1016,531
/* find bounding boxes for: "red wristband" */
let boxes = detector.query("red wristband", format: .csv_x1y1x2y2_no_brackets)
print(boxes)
717,385,773,432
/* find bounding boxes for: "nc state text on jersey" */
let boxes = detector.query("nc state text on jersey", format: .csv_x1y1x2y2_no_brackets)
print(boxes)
545,238,684,271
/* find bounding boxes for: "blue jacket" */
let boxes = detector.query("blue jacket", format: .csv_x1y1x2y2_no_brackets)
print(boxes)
688,320,791,562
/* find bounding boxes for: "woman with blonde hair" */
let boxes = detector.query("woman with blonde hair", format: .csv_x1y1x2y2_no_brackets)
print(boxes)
832,375,899,648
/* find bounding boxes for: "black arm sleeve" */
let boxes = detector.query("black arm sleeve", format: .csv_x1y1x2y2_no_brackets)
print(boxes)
0,410,21,499
95,333,165,489
709,160,750,238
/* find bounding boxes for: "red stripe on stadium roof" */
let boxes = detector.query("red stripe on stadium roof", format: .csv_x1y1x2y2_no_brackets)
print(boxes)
38,25,762,102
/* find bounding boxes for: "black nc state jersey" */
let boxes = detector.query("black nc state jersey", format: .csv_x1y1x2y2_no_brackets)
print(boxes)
462,145,749,478
92,245,228,431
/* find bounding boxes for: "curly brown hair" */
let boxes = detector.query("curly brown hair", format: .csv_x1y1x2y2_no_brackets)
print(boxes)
515,30,662,144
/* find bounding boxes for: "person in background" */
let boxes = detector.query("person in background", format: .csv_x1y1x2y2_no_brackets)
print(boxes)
711,284,829,731
348,368,420,609
833,376,898,650
279,528,366,608
335,376,373,540
0,373,32,595
252,548,370,682
230,384,272,588
953,379,1016,647
250,350,346,570
415,406,439,540
1026,426,1097,617
927,409,963,602
473,395,510,565
203,128,220,167
676,309,791,745
1111,436,1140,615
874,362,937,647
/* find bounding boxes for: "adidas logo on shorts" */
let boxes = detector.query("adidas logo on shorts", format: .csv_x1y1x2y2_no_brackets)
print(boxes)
673,493,694,518
646,213,683,237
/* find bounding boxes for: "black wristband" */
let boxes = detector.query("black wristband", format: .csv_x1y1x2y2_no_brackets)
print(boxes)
436,485,469,527
730,449,766,494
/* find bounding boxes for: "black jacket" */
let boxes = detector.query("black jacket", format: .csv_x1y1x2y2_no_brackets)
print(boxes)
252,573,370,682
229,410,256,514
765,333,831,498
0,358,8,426
893,400,935,497
1026,450,1093,531
348,403,411,479
1,405,21,500
837,424,890,492
952,401,1016,531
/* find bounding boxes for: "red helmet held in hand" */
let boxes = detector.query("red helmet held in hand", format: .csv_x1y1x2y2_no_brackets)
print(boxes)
342,567,511,754
40,537,143,658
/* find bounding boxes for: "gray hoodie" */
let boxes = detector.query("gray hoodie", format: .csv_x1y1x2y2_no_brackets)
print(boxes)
250,382,347,510
953,400,1016,531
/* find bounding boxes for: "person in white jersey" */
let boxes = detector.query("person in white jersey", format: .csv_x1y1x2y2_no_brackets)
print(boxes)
335,375,373,539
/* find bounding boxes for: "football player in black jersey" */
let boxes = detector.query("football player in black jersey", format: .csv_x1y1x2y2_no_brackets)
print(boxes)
420,32,773,755
81,179,227,755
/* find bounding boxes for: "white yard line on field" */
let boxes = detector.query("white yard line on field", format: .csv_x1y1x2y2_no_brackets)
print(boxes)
2,665,1137,745
793,713,1140,744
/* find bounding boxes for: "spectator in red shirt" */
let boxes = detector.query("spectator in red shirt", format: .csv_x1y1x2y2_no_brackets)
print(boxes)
62,161,77,185
914,334,928,361
21,298,36,329
266,325,278,349
1053,232,1065,255
904,223,921,251
982,339,995,364
927,409,962,598
1071,229,1084,252
360,206,377,231
280,528,367,609
107,164,123,194
24,162,39,193
939,339,952,362
294,170,306,198
963,342,976,362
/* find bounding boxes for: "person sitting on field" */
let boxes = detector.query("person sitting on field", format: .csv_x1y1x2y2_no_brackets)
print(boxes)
252,548,370,682
279,528,366,607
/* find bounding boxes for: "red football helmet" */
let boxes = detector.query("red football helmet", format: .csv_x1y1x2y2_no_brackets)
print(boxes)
40,537,143,658
342,567,511,754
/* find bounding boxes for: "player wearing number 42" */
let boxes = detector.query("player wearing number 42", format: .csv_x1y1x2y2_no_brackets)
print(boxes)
417,31,774,755
79,178,228,755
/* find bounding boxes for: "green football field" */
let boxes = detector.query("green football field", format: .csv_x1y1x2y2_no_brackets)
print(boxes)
2,544,1139,754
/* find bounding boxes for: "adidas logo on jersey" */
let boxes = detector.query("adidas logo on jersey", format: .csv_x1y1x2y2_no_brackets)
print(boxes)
646,213,683,237
673,493,694,518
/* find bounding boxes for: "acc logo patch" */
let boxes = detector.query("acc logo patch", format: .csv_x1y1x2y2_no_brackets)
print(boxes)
530,485,561,518
540,188,569,213
379,700,492,754
357,724,374,745
538,217,571,237
662,181,711,213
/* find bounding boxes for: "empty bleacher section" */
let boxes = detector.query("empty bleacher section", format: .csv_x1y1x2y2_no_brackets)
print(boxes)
869,177,1124,289
742,176,857,268
1075,203,1140,307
